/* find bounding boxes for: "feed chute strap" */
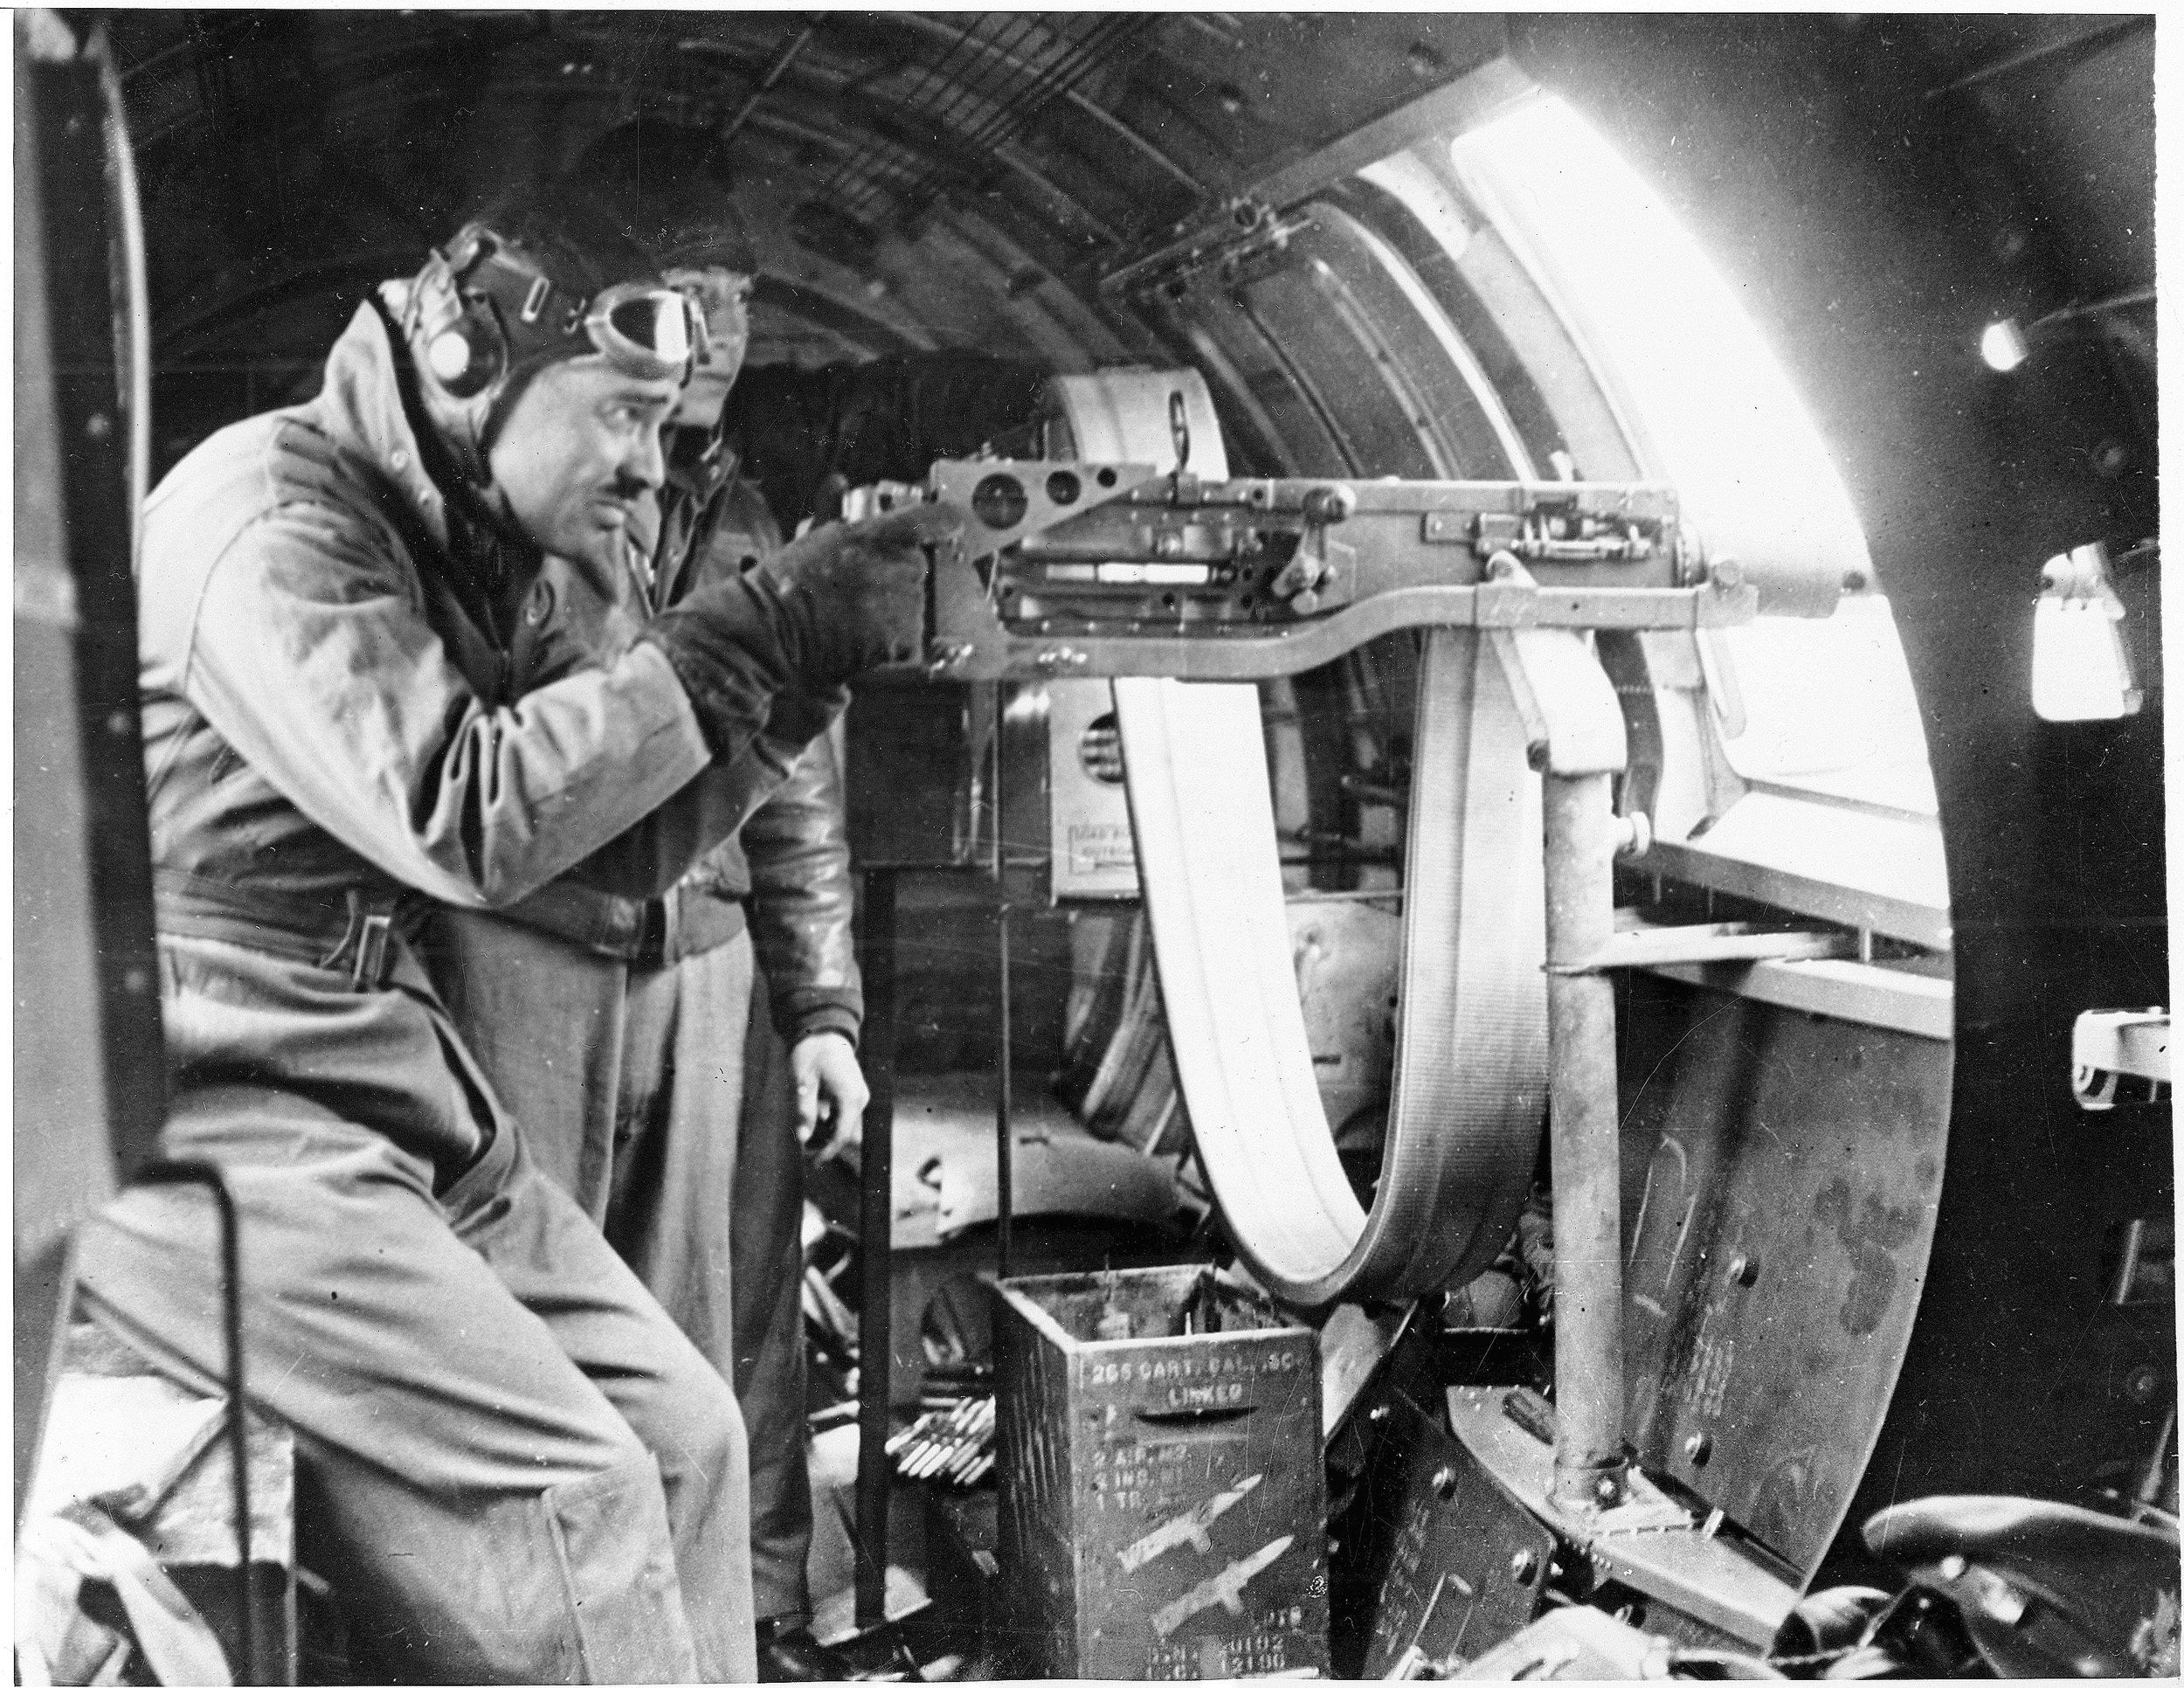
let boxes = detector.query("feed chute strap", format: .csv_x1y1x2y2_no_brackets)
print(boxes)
1114,628,1545,1307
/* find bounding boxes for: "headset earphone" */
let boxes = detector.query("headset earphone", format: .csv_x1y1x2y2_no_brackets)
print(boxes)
421,292,501,399
411,229,560,402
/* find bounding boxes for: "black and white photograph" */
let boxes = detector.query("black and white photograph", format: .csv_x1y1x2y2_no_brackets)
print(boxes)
12,10,2173,1683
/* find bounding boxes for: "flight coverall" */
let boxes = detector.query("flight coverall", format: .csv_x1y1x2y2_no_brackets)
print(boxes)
425,474,855,1629
70,294,826,1683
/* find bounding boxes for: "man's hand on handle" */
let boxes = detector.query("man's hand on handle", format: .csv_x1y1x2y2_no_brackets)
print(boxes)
642,502,962,752
758,503,961,677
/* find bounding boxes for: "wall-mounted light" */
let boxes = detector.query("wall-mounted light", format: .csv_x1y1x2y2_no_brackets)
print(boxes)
1979,318,2031,372
2031,541,2144,722
1979,285,2157,374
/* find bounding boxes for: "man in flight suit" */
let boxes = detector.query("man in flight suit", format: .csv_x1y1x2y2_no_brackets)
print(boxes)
423,190,864,1678
71,183,956,1682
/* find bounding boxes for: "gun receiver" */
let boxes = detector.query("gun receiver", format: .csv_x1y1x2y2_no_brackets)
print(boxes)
852,460,1833,682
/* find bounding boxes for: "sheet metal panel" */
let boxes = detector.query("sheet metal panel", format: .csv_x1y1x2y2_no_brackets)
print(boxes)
1618,979,1953,1574
1350,1388,1555,1674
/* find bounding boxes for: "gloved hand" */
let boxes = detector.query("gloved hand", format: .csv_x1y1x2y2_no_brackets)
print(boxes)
759,502,961,675
764,681,850,751
642,503,960,754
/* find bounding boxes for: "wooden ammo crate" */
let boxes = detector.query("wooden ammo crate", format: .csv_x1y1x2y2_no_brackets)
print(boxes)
994,1266,1330,1679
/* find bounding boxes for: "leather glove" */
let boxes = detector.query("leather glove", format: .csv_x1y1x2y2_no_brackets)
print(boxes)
642,503,960,754
759,502,961,674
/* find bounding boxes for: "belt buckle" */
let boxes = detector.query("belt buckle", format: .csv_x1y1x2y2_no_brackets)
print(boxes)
352,912,393,992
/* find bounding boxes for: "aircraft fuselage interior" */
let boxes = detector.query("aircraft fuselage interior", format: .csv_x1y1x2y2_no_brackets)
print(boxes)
14,10,2173,1684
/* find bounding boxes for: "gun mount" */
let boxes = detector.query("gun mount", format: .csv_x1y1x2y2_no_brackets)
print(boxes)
857,430,1864,1516
850,459,1844,683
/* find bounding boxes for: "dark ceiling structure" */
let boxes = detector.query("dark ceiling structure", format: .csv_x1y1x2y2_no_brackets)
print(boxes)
108,13,2152,415
118,13,1490,374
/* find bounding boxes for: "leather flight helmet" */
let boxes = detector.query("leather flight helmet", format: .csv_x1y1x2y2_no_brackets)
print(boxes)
402,195,701,488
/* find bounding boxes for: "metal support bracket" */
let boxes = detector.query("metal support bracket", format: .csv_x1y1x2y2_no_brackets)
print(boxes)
1484,562,1629,778
2072,1008,2171,1110
1549,920,1853,976
1447,1387,1802,1650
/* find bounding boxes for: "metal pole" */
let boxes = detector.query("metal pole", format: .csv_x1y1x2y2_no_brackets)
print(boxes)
997,902,1014,1280
135,1161,254,1681
992,684,1014,1282
853,868,898,1632
719,24,813,144
1542,771,1630,1511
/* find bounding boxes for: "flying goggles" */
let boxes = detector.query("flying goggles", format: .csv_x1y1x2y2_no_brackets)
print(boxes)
416,226,705,395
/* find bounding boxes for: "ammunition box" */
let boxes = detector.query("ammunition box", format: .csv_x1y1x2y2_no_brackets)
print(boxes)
995,1265,1329,1678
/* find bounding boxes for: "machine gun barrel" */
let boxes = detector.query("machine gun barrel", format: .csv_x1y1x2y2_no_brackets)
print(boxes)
857,460,1842,683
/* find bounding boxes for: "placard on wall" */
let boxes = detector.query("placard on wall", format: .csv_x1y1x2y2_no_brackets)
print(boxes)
1048,679,1137,900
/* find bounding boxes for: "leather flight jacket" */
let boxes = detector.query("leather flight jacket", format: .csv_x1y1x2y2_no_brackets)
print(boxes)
484,471,862,1046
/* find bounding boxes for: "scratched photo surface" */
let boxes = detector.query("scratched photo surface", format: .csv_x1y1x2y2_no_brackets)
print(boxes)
18,12,2165,1683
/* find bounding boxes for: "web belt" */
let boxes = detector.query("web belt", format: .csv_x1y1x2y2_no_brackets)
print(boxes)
153,867,411,992
1114,626,1546,1307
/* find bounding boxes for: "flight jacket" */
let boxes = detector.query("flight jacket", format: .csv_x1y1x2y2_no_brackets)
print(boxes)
135,292,819,1176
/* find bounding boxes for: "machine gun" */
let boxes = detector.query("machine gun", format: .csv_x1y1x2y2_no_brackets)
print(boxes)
846,455,1842,682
